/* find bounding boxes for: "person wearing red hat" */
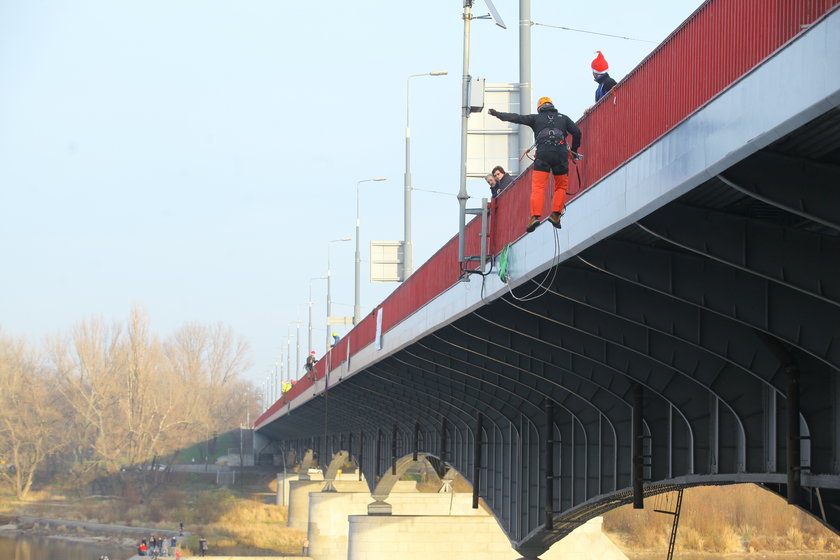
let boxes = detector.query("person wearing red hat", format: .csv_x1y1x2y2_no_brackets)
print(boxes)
305,351,318,381
592,50,617,102
488,97,582,232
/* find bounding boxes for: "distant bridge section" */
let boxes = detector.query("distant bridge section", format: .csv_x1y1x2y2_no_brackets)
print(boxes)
256,1,840,557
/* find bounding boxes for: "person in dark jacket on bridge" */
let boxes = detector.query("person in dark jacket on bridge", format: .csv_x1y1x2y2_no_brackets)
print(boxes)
488,97,582,232
491,165,514,196
485,173,499,198
592,50,617,102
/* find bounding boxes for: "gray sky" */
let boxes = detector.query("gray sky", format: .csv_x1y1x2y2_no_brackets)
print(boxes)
0,0,705,387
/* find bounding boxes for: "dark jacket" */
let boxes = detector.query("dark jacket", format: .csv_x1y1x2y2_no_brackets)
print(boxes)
594,72,617,102
491,104,581,156
496,173,514,193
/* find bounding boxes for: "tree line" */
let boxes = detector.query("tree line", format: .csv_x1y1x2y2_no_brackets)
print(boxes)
0,306,261,499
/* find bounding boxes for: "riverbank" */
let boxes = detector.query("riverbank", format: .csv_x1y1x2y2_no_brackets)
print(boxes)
0,473,306,556
0,515,161,556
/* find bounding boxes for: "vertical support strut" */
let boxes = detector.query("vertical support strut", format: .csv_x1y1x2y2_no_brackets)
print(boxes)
413,422,420,461
544,399,555,530
375,429,382,482
358,431,364,481
754,330,801,504
392,423,398,475
787,363,801,504
473,412,483,509
440,418,448,468
632,384,644,509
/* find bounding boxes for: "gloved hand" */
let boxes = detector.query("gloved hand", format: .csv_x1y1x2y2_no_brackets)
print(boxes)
488,108,498,116
570,151,584,161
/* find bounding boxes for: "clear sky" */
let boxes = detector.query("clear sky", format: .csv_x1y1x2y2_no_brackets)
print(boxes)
0,0,705,389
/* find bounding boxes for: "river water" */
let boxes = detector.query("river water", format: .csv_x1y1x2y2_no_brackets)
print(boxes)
0,533,132,560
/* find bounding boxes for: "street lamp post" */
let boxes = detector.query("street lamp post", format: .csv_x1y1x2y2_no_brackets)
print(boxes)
288,321,301,379
405,70,447,280
286,329,291,381
309,276,327,355
327,238,351,348
354,177,387,325
295,320,301,375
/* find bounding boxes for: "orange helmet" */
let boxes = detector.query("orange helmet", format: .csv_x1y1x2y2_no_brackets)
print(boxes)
537,96,553,109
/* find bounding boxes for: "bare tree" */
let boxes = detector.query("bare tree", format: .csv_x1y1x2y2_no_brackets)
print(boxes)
17,307,257,489
48,315,129,478
164,322,251,439
0,331,68,499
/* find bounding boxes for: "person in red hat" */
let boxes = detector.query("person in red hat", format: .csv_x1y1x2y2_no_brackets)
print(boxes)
305,351,318,381
488,97,581,232
591,50,617,102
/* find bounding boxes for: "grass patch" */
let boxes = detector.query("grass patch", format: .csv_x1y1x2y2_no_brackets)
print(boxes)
603,484,840,553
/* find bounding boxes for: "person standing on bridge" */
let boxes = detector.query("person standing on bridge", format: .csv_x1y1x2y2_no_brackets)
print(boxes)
305,351,318,381
592,50,617,102
488,97,581,232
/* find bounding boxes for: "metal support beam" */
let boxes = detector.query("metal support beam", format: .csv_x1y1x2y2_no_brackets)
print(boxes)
376,429,382,482
473,412,483,509
632,384,644,509
787,363,801,504
755,330,802,504
392,423,398,475
413,421,420,461
544,399,555,530
440,417,448,469
358,431,364,481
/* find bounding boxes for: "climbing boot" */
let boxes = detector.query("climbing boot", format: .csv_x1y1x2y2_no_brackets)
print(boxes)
525,215,540,233
547,211,562,229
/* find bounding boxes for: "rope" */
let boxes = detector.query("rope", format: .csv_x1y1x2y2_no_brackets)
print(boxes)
505,225,562,302
531,21,657,43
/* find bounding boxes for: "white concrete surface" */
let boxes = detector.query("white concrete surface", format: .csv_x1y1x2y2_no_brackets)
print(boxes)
347,515,626,560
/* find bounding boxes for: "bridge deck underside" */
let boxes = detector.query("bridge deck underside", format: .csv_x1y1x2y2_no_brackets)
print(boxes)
260,110,840,556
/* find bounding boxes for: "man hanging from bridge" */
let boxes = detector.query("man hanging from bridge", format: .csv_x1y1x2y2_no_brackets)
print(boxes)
488,97,582,232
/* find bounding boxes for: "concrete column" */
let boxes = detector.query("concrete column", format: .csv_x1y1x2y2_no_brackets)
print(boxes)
288,479,326,531
290,478,368,532
310,491,484,560
348,515,517,560
347,515,627,560
277,473,305,507
308,492,371,560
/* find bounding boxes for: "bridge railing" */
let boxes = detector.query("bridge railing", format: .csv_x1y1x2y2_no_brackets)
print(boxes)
255,0,839,428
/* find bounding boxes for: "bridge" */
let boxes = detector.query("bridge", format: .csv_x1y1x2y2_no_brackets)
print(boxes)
255,1,840,558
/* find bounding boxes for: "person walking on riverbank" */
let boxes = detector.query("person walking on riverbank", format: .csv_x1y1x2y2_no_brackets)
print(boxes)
199,537,208,556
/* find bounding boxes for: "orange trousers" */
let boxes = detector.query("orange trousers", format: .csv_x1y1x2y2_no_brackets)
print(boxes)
530,171,568,217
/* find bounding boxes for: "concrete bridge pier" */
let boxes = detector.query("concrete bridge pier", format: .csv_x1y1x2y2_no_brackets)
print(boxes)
287,478,325,531
289,475,369,532
309,487,484,560
345,516,625,560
